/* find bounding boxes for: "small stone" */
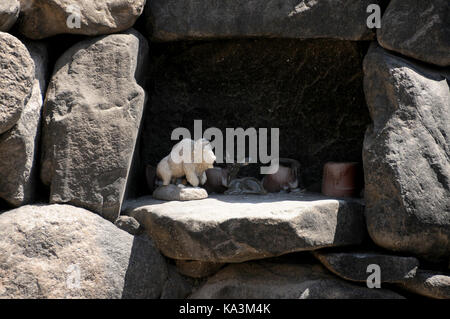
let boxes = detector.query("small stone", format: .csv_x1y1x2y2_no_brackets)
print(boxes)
175,260,224,278
114,216,141,235
313,250,419,283
398,270,450,299
152,185,208,201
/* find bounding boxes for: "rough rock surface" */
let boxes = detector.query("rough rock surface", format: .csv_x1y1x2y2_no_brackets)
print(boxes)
0,41,47,207
146,0,380,41
190,262,404,299
161,265,194,299
127,193,366,263
152,185,208,201
399,269,450,299
18,0,146,39
363,43,450,261
0,32,34,135
314,251,419,283
378,0,450,67
0,204,168,299
0,0,19,31
114,215,141,235
175,260,224,279
41,30,148,222
143,39,370,188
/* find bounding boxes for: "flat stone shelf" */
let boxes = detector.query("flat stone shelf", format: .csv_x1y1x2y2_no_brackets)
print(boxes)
124,192,366,263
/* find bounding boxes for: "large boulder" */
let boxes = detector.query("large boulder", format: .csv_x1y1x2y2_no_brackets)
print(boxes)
127,193,366,263
363,43,450,261
0,204,168,299
398,269,450,299
0,41,47,207
0,0,19,31
0,32,34,135
313,250,419,283
41,30,148,222
146,0,381,41
152,185,208,201
378,0,450,67
190,262,404,299
143,39,371,188
18,0,146,39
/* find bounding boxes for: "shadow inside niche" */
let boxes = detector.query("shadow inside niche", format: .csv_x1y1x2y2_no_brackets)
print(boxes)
121,234,167,299
0,198,10,214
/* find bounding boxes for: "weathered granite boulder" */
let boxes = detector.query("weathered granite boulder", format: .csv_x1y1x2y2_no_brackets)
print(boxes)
142,39,370,188
378,0,450,67
314,250,419,283
0,32,34,135
398,269,450,299
18,0,146,39
146,0,381,41
152,185,208,201
41,30,148,222
127,193,366,263
363,43,450,261
190,262,404,299
0,41,47,207
0,204,168,299
0,0,19,31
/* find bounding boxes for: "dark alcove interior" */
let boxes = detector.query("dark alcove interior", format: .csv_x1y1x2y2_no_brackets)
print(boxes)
140,38,371,191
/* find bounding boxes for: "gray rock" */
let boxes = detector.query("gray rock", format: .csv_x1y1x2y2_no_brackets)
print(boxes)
0,0,19,31
127,193,366,263
147,0,380,41
161,265,194,299
0,41,47,207
0,32,34,135
152,185,208,201
114,216,141,235
41,30,148,222
0,204,168,299
190,262,405,299
314,251,419,283
398,269,450,299
18,0,146,39
378,0,450,67
175,260,224,278
363,43,450,261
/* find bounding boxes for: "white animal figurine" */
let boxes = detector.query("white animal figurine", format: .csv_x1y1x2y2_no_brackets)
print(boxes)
156,138,216,187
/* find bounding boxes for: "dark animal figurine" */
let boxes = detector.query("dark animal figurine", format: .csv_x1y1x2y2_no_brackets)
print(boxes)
262,158,302,193
203,161,248,194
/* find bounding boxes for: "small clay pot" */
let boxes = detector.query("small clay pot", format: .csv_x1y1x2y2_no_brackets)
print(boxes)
321,162,359,197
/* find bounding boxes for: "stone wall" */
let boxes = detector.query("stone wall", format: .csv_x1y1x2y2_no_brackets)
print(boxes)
0,0,448,299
